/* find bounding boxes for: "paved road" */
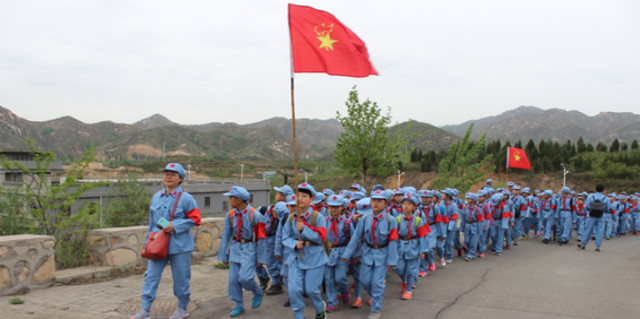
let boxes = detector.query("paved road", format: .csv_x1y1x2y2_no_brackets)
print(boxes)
2,235,640,319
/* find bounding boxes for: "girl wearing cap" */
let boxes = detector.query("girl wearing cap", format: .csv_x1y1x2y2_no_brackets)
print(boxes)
132,163,201,319
462,193,484,261
395,192,429,300
324,195,354,312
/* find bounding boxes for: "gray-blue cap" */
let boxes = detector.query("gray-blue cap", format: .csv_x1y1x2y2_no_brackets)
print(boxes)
224,186,251,201
163,163,186,179
274,185,294,197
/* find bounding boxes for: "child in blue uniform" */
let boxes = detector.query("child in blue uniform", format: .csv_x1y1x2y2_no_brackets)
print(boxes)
282,183,329,319
218,186,267,317
395,192,429,300
132,163,201,319
324,195,354,312
342,190,398,319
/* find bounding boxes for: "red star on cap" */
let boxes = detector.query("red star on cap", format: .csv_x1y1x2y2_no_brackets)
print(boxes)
302,183,307,186
170,163,175,168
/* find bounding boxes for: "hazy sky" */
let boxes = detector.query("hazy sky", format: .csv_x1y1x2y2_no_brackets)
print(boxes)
1,0,638,127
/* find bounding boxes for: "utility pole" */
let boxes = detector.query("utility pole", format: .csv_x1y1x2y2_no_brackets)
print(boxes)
561,163,569,187
397,170,405,188
240,163,245,183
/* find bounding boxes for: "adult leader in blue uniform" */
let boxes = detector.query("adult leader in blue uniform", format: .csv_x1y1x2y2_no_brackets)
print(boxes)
132,163,201,319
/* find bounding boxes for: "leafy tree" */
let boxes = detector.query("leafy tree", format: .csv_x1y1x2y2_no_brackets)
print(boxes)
621,142,628,152
0,185,32,235
632,140,639,150
586,143,595,152
596,142,607,152
0,138,102,268
103,174,151,227
610,139,620,152
335,86,410,182
577,137,586,153
432,124,495,193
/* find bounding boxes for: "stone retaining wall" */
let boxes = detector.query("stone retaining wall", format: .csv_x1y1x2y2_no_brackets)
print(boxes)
87,217,225,270
0,234,55,295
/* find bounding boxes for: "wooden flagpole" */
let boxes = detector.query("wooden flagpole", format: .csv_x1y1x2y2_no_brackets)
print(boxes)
289,14,303,258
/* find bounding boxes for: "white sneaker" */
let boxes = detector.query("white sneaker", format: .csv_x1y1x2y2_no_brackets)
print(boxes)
446,259,453,264
169,308,189,319
131,309,150,319
440,258,446,267
367,311,381,319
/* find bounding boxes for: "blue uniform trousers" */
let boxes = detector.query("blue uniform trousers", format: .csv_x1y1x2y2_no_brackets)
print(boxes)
395,256,419,292
575,215,586,240
490,222,504,254
514,217,525,239
542,212,554,240
360,263,388,313
324,260,349,307
619,214,630,234
581,217,605,249
288,263,325,319
142,251,192,311
445,230,456,260
603,214,614,238
256,236,282,286
632,213,640,232
559,210,573,241
465,222,483,259
228,259,263,308
349,260,362,298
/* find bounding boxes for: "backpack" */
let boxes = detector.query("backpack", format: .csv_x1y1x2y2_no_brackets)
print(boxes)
589,198,605,217
228,207,257,241
396,215,421,230
290,210,332,255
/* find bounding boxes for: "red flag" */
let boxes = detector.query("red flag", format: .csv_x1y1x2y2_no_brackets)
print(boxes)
288,4,378,77
507,147,531,170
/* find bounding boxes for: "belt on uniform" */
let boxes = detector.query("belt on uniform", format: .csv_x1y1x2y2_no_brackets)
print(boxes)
234,238,255,243
429,222,436,225
398,236,417,241
266,233,276,237
365,242,389,249
332,243,348,248
304,241,320,246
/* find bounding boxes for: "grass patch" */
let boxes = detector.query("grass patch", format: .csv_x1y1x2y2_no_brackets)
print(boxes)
9,297,24,305
214,263,229,269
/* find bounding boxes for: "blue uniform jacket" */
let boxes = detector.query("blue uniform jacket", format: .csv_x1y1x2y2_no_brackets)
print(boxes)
396,214,428,259
146,186,201,254
282,207,329,270
325,215,355,266
342,212,399,267
217,204,268,265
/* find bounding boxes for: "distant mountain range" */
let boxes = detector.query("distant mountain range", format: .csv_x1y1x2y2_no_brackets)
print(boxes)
441,106,640,145
1,105,637,161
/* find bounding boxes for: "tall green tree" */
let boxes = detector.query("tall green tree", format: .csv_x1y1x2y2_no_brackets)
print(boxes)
432,124,495,193
610,139,620,152
335,86,410,182
0,138,103,268
103,174,151,227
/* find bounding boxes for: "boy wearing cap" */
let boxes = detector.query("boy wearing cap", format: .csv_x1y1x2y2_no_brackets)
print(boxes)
282,183,328,319
540,190,558,244
275,195,298,308
489,193,510,256
256,185,293,295
347,197,370,309
578,184,609,251
462,193,484,261
418,190,438,274
556,187,575,245
342,190,399,319
441,189,459,263
431,191,448,267
218,186,267,317
132,163,201,319
324,195,354,312
395,192,429,300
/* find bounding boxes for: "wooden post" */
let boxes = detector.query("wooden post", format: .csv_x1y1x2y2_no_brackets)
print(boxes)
290,76,303,261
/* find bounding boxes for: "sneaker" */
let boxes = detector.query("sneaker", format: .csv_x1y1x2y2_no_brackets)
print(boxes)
266,284,283,295
326,304,338,313
542,239,549,244
518,236,523,241
401,281,407,293
259,277,270,290
283,300,291,307
412,283,416,289
368,311,381,319
505,245,511,249
440,258,446,267
446,259,453,264
513,242,518,246
368,299,372,306
131,309,150,319
478,253,485,258
401,291,413,300
495,253,502,257
230,307,245,317
351,297,362,308
595,248,600,252
633,231,638,235
536,232,541,237
169,308,189,319
252,294,263,309
577,244,582,249
341,293,350,305
464,257,471,262
523,235,528,240
419,271,428,277
316,301,326,319
457,249,463,256
428,263,436,272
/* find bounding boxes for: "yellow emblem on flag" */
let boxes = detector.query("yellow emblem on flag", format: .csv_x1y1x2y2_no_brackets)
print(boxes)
514,151,521,161
314,23,338,51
